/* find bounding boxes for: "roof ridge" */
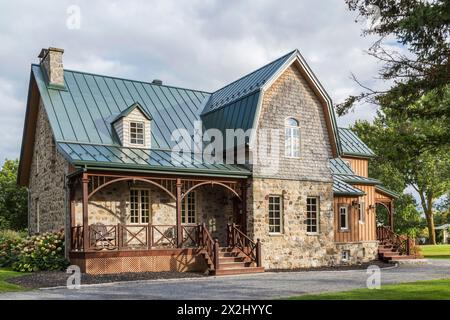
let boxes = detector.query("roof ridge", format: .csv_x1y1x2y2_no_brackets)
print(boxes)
211,49,297,94
31,63,211,94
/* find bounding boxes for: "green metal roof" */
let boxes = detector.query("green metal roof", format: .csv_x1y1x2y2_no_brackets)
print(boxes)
375,185,400,198
57,142,251,177
329,157,355,175
202,50,296,114
333,176,365,196
338,127,375,158
335,174,381,185
201,91,260,140
111,102,152,123
32,64,210,150
330,158,381,185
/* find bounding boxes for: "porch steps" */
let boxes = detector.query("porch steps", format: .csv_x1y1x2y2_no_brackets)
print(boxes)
378,243,416,263
204,247,265,276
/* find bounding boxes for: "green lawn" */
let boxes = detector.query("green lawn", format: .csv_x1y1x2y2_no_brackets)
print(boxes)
288,278,450,300
420,244,450,259
0,268,28,293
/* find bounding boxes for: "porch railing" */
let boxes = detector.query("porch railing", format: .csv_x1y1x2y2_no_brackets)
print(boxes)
198,223,219,270
376,225,420,257
227,223,262,267
70,224,200,251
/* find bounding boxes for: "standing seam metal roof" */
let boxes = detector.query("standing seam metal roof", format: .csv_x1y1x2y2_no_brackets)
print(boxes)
32,64,210,150
338,127,375,158
332,176,365,196
201,50,296,115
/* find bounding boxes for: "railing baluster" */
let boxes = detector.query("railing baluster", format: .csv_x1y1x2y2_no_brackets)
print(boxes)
213,238,220,270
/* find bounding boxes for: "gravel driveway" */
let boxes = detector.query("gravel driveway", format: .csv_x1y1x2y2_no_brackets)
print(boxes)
1,260,449,300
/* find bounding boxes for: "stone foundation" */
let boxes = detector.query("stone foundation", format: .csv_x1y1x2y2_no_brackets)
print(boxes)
335,241,379,264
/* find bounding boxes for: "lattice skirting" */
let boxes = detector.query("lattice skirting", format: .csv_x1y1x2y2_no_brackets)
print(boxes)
70,249,208,274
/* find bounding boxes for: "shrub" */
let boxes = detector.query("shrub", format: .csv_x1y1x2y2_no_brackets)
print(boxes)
0,229,69,272
0,230,24,267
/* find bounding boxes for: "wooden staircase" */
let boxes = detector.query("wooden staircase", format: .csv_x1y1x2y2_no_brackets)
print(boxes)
377,226,421,263
199,223,264,276
207,247,264,276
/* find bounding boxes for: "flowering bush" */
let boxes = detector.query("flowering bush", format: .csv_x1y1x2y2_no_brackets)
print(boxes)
0,229,69,272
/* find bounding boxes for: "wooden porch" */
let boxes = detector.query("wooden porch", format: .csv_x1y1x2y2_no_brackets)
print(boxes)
67,170,263,275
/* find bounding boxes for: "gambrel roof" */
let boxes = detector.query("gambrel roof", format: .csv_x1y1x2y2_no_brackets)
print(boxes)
201,50,342,155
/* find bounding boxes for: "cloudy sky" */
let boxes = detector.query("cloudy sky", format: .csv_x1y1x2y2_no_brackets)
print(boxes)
0,0,383,163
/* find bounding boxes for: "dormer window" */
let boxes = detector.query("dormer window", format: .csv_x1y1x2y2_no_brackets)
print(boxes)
111,102,152,149
130,121,145,145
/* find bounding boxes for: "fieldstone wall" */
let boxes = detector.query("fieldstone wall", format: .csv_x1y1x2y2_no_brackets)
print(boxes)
28,100,70,233
252,64,333,182
249,177,337,269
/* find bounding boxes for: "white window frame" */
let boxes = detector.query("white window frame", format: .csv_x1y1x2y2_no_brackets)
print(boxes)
284,117,300,158
339,205,349,231
306,197,319,234
358,199,365,224
268,195,283,234
129,121,145,145
342,250,350,261
129,188,150,224
181,191,197,224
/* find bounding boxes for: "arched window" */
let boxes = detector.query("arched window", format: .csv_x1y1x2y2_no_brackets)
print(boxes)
285,117,300,157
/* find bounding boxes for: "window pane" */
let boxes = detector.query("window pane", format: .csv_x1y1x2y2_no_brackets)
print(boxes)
130,190,139,223
285,118,299,126
182,192,196,224
141,190,150,223
306,197,319,233
130,122,144,145
340,207,347,229
269,196,282,233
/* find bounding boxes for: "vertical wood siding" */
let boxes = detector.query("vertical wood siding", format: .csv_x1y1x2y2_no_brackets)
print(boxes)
342,157,368,178
354,184,376,241
334,197,359,242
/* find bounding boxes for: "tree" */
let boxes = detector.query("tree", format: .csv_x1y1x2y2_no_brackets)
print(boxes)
341,0,450,150
0,159,28,230
351,102,450,244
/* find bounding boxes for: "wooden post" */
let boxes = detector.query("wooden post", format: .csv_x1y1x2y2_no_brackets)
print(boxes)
176,179,182,248
213,238,220,270
82,173,89,251
117,223,122,250
256,238,262,267
147,223,152,249
241,180,247,235
68,180,76,251
390,201,395,231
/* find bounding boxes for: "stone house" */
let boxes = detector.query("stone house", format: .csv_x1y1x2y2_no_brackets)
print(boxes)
18,47,398,275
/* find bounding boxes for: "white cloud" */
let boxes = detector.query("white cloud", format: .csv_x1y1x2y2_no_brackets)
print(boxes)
0,0,385,163
0,78,26,162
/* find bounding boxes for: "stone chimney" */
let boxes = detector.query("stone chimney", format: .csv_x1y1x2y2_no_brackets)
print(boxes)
38,47,65,88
